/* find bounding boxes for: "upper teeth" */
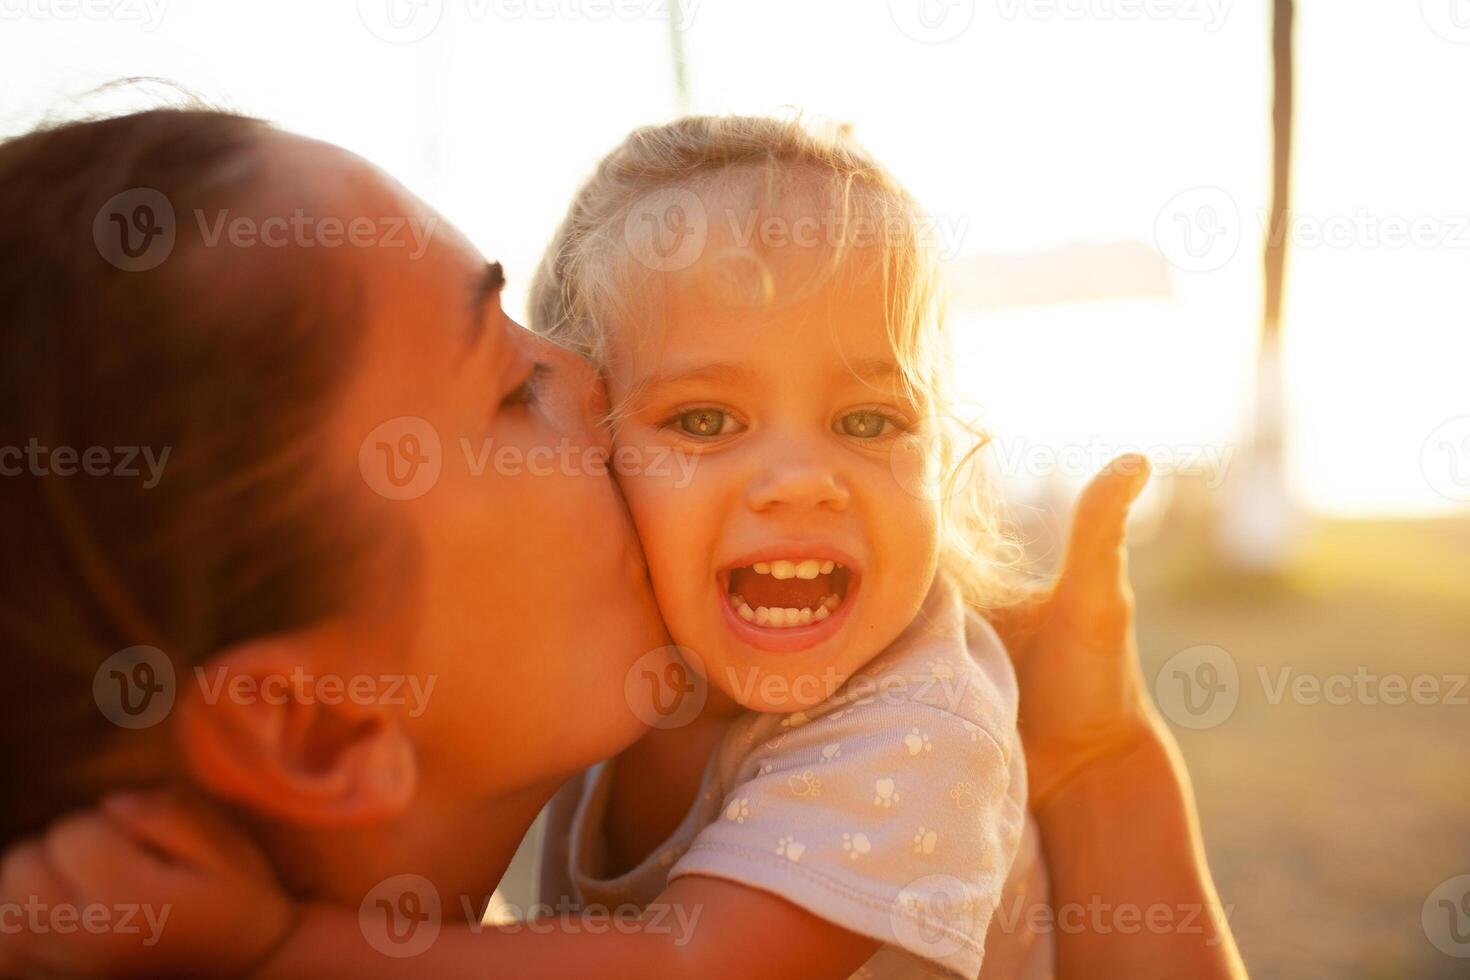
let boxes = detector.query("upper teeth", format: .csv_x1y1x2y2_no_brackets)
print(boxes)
750,559,839,580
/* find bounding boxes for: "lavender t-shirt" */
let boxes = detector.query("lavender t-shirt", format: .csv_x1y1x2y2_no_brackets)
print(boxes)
540,579,1055,978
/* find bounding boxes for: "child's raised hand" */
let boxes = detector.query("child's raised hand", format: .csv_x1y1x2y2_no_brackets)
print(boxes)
0,790,294,979
985,453,1158,810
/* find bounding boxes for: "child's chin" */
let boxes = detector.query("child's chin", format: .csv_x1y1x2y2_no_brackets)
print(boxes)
710,658,855,715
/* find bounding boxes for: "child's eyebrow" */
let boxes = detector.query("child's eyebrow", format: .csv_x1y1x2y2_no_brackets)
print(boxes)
639,361,756,391
637,357,904,395
840,357,902,387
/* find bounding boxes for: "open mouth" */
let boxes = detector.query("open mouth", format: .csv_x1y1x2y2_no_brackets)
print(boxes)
720,557,855,630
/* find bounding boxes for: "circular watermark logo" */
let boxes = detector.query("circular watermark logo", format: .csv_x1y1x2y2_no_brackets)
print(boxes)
1154,186,1241,274
93,645,176,729
888,413,983,504
93,188,176,272
359,874,443,957
1420,415,1470,503
1423,874,1470,958
624,645,707,729
889,0,976,43
890,873,980,958
1154,644,1239,730
357,0,445,42
359,416,443,501
1422,0,1470,43
624,187,708,272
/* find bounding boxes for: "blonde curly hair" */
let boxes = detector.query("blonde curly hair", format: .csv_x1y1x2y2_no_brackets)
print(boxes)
529,114,1021,612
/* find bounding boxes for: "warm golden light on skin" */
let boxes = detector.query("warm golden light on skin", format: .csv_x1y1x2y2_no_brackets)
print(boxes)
606,247,940,714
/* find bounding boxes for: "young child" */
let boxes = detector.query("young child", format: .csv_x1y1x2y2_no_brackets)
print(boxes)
529,115,1053,979
4,116,1052,979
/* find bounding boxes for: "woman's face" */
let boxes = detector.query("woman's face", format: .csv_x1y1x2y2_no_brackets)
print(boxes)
292,140,668,804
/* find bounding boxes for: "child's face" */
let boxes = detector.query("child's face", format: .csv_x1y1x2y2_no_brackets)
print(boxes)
607,245,942,713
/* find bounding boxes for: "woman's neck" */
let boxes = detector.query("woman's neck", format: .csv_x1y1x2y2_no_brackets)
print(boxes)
267,779,557,919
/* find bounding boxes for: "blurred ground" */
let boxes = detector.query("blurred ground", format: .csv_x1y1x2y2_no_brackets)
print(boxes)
1131,508,1470,980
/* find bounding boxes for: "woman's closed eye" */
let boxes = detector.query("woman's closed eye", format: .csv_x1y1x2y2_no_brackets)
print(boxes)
501,363,551,410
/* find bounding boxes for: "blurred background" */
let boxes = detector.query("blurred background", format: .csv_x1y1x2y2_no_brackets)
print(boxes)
3,1,1467,976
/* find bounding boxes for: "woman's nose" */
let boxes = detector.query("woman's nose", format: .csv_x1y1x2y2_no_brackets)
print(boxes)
745,458,851,513
513,327,612,450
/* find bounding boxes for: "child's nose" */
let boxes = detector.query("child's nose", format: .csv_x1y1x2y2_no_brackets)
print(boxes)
746,459,851,513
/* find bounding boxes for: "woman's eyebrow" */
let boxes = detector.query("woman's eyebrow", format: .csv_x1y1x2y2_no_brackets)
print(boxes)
465,261,506,346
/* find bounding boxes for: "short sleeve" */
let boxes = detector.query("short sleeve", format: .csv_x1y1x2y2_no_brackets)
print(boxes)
669,668,1027,979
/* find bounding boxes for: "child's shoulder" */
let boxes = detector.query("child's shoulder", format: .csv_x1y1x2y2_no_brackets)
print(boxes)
741,580,1020,769
844,596,1017,743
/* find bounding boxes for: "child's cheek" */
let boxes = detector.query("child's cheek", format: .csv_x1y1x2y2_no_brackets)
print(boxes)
869,476,944,603
611,435,706,586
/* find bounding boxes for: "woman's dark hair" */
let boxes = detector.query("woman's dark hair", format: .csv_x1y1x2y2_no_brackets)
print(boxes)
0,109,381,841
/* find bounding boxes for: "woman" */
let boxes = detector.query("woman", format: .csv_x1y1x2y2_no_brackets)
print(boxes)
0,108,1243,978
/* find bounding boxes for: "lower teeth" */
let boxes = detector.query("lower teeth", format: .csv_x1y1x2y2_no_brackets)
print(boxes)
728,593,841,628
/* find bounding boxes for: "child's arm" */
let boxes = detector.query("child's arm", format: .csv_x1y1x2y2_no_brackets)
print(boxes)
259,876,877,980
0,792,876,980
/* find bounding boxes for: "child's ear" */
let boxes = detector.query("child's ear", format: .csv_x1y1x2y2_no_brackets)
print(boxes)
175,637,417,826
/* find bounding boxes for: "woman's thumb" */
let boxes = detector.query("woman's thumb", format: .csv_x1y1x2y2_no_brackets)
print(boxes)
1063,453,1150,576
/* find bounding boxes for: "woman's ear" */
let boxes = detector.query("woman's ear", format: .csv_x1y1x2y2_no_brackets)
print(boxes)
175,635,418,827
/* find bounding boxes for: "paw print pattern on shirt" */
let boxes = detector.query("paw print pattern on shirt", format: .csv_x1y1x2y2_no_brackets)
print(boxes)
776,836,805,862
904,728,932,755
787,770,821,798
874,777,900,807
913,827,938,854
842,832,872,860
725,797,750,823
820,742,842,761
927,659,955,680
949,781,979,810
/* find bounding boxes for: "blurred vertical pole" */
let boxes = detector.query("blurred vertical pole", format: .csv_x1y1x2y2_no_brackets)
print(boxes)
1220,0,1300,570
1257,0,1294,472
668,0,691,114
1263,0,1294,355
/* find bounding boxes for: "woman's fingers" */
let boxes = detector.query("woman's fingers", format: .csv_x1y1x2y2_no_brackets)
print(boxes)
101,791,273,882
0,839,78,977
41,810,151,901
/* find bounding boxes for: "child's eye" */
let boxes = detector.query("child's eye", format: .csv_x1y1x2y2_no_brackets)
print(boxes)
836,411,901,439
672,408,743,438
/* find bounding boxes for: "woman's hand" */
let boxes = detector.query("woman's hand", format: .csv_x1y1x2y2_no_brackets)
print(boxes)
986,453,1160,810
0,791,295,979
